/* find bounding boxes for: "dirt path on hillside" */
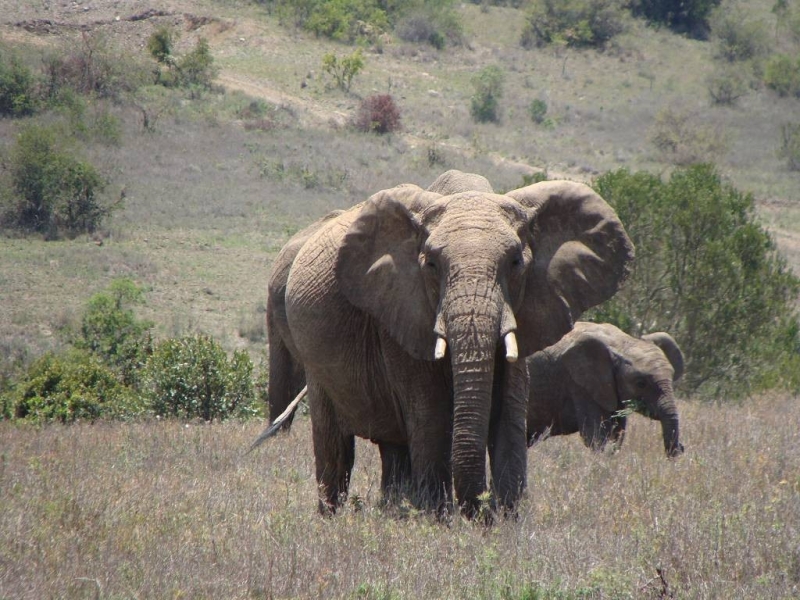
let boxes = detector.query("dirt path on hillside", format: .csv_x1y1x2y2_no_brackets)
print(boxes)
217,71,350,130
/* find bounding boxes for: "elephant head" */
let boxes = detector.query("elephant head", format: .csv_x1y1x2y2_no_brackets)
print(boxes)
552,322,684,457
337,180,634,513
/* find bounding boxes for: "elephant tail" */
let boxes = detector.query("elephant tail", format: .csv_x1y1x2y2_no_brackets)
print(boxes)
247,386,308,453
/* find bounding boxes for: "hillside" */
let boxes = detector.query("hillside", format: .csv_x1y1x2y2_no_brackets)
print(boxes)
1,0,799,364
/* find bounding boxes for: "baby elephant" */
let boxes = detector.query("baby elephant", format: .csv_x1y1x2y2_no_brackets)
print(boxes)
527,322,685,457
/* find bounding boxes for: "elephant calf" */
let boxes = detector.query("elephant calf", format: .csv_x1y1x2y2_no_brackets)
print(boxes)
526,322,685,457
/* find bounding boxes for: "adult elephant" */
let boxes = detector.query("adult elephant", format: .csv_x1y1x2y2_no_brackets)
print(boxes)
272,171,633,516
526,322,685,457
265,171,493,432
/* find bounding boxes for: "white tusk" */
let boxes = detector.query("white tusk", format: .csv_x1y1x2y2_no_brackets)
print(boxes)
434,336,447,360
505,332,518,363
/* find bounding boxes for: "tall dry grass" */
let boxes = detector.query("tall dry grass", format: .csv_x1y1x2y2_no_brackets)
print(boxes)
1,394,798,599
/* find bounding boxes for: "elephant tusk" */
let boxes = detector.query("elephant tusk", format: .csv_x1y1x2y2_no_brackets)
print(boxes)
504,332,518,363
434,336,447,360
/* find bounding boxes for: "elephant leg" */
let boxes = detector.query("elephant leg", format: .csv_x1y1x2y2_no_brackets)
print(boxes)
578,403,614,451
407,403,453,514
308,381,354,515
378,443,412,502
488,358,528,514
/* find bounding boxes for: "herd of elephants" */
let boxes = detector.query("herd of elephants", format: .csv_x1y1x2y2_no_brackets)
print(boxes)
257,170,684,519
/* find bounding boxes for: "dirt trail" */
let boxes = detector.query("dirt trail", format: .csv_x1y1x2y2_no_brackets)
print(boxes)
217,71,349,129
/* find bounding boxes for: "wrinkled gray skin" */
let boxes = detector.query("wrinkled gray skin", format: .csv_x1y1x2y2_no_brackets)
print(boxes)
264,170,494,429
268,170,633,517
526,322,685,457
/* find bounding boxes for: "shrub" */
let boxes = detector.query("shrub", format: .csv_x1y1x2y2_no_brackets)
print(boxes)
779,122,800,171
590,165,799,399
470,65,504,124
147,29,217,92
529,98,548,123
41,33,146,101
147,26,175,65
709,2,770,63
0,52,38,117
176,38,218,90
354,94,401,134
310,0,389,41
322,49,364,92
763,54,800,97
145,335,258,421
8,349,145,423
520,0,627,49
394,1,463,48
706,66,748,105
648,107,728,166
1,124,113,238
629,0,721,38
74,279,153,387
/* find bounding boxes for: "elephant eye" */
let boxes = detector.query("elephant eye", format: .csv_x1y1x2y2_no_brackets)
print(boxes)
635,378,647,389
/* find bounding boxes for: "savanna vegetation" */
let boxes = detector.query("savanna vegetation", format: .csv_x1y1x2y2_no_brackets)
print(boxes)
1,0,800,597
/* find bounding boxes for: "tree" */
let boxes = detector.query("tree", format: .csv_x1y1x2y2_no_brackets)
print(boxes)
1,124,112,238
629,0,722,39
322,49,364,92
470,65,504,123
589,165,799,399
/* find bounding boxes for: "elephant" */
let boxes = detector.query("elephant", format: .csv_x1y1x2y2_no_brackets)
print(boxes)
265,171,494,432
266,170,634,517
526,321,685,457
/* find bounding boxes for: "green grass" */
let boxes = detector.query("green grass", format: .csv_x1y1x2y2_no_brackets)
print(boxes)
1,395,798,598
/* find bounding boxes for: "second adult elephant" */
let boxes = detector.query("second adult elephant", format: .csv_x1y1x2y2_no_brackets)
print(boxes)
280,176,633,517
526,322,685,456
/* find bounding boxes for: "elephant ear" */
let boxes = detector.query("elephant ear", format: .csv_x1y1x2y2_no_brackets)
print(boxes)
642,332,684,381
507,181,634,355
336,185,442,361
562,333,620,414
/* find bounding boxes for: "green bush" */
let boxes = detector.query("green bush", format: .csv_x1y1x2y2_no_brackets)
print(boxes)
8,349,145,423
1,124,113,238
709,2,770,63
706,66,748,105
520,0,627,49
763,54,800,97
176,38,218,90
528,98,548,123
147,26,175,65
145,335,258,421
74,279,153,387
629,0,721,38
590,164,799,399
147,29,217,92
322,49,364,92
0,52,38,117
470,65,504,123
394,0,463,48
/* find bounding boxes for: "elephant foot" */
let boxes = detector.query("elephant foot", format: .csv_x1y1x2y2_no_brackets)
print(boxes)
666,441,685,458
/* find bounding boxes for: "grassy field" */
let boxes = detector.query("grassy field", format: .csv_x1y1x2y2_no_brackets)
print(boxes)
2,394,799,599
2,1,800,598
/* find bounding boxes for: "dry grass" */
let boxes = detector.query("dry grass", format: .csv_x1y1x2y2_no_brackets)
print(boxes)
1,394,798,599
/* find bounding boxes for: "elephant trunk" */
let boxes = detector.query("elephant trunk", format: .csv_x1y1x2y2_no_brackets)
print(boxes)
653,379,683,457
444,275,513,512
